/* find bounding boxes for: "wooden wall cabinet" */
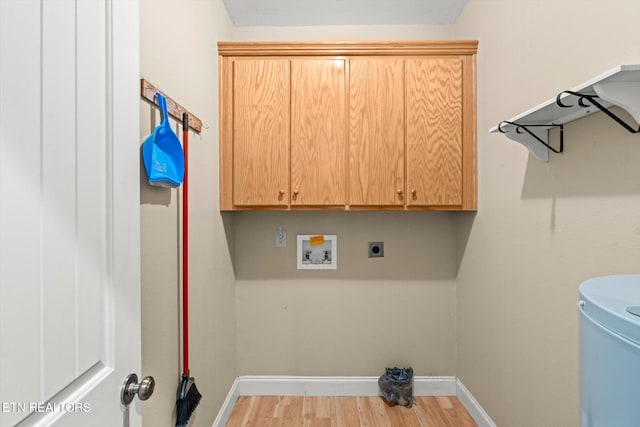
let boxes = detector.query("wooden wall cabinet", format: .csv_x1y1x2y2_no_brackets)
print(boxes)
232,59,290,207
291,59,347,207
219,41,478,211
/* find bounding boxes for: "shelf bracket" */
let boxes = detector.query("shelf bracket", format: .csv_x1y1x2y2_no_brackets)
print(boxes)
497,121,564,161
556,89,640,134
490,65,640,162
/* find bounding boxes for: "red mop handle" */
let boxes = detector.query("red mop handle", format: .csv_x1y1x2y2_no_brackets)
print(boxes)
182,113,189,375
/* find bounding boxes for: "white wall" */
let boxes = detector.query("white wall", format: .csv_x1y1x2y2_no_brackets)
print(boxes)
454,1,640,426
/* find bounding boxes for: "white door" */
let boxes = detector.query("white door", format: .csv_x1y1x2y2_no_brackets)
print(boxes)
0,0,142,426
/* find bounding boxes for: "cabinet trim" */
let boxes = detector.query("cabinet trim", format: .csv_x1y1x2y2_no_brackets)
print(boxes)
218,40,478,57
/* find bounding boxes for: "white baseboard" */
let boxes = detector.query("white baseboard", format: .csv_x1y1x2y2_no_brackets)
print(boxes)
456,379,498,427
237,375,456,397
212,375,496,427
211,377,239,427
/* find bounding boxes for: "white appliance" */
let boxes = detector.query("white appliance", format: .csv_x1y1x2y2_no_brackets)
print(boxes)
579,275,640,427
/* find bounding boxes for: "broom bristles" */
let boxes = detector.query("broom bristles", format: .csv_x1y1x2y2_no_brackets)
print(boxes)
176,377,202,427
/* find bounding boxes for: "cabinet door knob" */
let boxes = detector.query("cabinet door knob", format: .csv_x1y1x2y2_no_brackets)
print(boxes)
411,189,417,198
278,190,285,200
292,190,299,201
397,190,403,200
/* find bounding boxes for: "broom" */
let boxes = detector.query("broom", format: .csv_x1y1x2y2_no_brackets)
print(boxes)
176,112,201,427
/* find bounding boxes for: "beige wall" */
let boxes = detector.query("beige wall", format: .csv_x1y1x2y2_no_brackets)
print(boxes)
140,1,236,426
234,212,458,376
140,2,640,426
230,24,461,378
231,24,454,41
141,13,461,424
454,1,640,426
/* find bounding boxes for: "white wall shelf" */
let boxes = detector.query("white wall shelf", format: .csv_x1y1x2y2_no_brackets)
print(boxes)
489,64,640,161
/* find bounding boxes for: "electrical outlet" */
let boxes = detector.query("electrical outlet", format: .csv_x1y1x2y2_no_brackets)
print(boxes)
275,226,286,248
368,241,384,258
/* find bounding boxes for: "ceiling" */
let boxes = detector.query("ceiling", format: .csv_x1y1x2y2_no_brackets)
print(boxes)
222,0,470,27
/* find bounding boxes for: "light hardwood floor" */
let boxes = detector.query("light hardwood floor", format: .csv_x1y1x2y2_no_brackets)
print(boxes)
226,395,479,427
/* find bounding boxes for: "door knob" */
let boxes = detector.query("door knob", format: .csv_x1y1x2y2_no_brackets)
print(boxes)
121,373,155,406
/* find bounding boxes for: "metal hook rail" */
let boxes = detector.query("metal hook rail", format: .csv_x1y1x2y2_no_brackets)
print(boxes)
140,78,203,133
556,90,640,134
498,121,564,154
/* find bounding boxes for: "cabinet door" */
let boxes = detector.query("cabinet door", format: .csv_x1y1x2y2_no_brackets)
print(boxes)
291,59,346,206
349,59,405,206
233,59,290,206
406,58,463,207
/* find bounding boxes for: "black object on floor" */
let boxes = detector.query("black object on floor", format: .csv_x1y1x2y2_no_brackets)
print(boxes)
378,367,414,407
176,373,202,427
